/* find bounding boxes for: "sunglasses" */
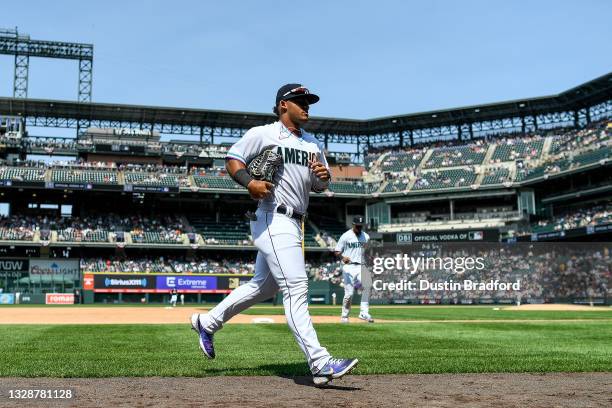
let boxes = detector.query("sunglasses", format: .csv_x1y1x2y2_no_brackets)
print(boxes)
282,86,310,97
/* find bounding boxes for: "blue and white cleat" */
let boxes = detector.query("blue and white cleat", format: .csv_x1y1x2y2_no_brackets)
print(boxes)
359,313,375,323
190,313,215,359
313,358,359,386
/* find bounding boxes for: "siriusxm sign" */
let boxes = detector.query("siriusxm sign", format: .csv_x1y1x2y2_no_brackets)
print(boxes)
156,276,217,290
104,277,148,287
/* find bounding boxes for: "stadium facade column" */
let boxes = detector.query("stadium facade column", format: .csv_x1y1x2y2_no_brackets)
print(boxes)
13,54,29,98
586,108,591,124
78,58,93,102
517,189,536,217
573,111,579,128
449,200,455,220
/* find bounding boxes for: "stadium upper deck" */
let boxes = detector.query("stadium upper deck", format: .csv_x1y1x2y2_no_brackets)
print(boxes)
0,121,609,196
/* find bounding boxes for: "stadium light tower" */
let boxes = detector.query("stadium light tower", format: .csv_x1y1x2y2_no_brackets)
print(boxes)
0,27,93,101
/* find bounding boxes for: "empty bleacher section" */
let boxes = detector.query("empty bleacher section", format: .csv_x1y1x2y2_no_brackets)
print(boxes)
124,171,181,187
481,167,511,185
188,214,251,246
383,177,410,193
303,222,320,247
192,175,241,189
328,179,367,194
310,215,347,241
570,146,611,167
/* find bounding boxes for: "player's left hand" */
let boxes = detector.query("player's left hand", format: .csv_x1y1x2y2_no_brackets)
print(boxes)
309,160,330,181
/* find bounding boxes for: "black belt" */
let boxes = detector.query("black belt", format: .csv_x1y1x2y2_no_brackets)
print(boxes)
349,262,361,265
276,205,306,221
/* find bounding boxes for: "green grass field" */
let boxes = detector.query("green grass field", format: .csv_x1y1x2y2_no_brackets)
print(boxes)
241,305,612,321
0,306,611,377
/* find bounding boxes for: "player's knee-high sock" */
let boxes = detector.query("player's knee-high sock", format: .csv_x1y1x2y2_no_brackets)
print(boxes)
359,284,370,315
277,276,330,372
342,294,352,318
359,302,369,316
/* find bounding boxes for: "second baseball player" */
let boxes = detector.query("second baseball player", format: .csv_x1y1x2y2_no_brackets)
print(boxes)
335,216,374,323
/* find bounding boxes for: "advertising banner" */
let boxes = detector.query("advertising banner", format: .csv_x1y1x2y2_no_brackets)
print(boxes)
156,275,217,291
390,229,499,244
29,259,80,280
83,274,94,290
0,258,29,278
86,273,251,293
124,185,178,193
93,274,156,293
45,293,75,305
0,293,15,304
16,293,46,304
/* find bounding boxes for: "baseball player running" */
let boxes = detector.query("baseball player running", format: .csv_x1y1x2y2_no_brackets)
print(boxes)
191,84,358,385
335,216,374,323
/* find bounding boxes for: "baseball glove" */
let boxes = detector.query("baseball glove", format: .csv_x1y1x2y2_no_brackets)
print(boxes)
247,146,283,184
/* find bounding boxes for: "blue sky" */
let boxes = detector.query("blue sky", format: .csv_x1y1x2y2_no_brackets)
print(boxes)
1,0,610,120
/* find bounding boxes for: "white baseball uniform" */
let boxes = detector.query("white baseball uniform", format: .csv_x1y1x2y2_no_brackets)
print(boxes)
199,121,332,374
335,229,370,318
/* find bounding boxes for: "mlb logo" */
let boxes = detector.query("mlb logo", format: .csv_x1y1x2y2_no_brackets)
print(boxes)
469,231,483,241
166,277,176,287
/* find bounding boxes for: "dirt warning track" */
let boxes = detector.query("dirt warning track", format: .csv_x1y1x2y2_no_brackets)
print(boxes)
1,373,610,408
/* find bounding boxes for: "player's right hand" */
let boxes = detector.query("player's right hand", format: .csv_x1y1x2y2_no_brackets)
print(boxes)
342,256,351,264
247,180,274,200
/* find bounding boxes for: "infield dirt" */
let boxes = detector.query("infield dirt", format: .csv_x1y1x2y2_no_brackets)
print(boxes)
1,304,609,325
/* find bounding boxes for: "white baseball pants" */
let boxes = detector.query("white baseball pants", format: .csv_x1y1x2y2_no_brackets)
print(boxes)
200,208,331,373
341,264,371,318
